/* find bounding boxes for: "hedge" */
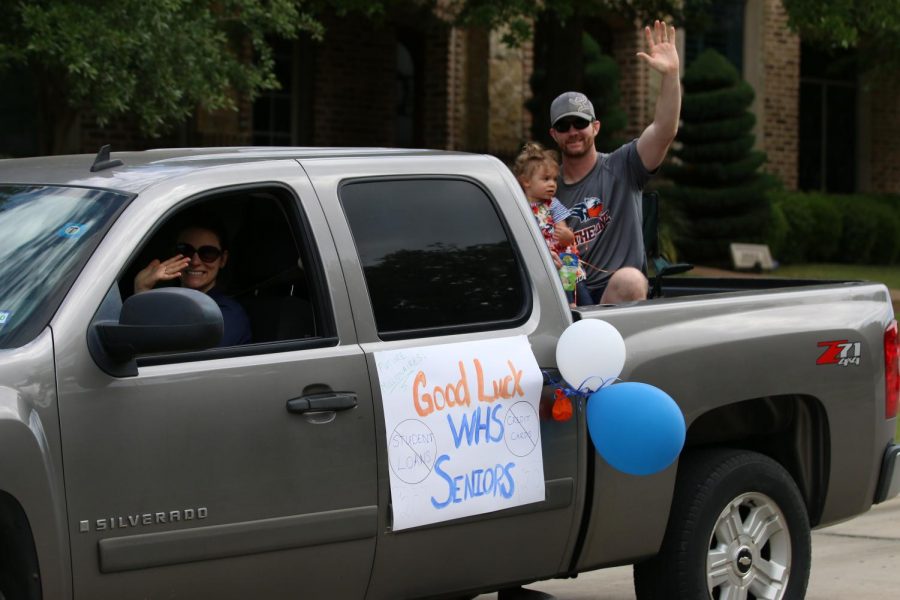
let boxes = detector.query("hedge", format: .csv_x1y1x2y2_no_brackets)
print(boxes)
769,190,900,265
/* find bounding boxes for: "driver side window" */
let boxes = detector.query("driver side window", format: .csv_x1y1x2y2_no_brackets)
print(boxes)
120,186,334,358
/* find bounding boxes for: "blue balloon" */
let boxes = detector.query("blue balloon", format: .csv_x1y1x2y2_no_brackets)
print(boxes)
586,382,685,476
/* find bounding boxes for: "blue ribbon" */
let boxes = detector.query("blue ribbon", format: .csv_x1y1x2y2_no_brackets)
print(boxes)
543,370,620,405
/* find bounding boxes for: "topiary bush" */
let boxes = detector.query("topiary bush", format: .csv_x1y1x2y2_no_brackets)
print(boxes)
582,33,627,152
661,49,775,266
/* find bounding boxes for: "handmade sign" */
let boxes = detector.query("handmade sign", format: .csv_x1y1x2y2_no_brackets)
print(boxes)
375,336,545,531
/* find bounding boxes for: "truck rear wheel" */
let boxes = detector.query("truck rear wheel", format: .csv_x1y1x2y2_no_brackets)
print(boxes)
633,449,811,600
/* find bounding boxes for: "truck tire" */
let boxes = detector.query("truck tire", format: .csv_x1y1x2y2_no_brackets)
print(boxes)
633,449,811,600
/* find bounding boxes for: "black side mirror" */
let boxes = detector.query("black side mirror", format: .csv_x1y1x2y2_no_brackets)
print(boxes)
95,288,223,363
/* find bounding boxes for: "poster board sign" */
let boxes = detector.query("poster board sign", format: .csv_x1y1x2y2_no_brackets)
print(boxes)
375,336,545,531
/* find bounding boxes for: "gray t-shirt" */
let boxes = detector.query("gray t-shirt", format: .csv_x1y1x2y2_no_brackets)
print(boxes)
556,140,653,291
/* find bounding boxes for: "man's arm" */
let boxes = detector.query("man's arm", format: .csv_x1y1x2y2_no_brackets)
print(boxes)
635,20,682,172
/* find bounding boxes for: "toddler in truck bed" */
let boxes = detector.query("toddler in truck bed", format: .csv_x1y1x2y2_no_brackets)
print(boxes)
512,142,590,307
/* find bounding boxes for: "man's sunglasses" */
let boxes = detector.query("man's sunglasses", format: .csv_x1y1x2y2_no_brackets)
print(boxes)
553,117,592,133
175,243,223,263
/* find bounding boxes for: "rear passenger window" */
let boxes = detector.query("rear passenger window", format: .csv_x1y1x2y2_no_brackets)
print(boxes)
340,178,529,337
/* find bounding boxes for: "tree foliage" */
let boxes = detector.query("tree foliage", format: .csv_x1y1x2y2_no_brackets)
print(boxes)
450,0,693,45
0,0,374,152
782,0,900,72
662,49,775,266
0,0,692,154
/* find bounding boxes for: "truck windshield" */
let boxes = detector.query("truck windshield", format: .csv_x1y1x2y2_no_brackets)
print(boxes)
0,185,130,349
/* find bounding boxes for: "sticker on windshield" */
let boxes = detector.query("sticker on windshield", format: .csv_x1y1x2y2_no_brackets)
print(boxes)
0,311,10,327
57,223,88,238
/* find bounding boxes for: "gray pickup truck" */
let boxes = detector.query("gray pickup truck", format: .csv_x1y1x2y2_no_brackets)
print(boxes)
0,147,897,600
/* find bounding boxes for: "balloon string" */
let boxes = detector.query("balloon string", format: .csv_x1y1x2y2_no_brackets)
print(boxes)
542,370,620,403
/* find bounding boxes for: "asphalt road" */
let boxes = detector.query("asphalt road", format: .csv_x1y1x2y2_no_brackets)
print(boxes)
476,495,900,599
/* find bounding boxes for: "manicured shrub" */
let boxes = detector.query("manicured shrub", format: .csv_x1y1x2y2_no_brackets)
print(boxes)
769,190,900,265
662,49,774,266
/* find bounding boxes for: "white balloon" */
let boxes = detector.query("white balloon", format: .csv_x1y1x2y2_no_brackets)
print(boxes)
556,319,626,392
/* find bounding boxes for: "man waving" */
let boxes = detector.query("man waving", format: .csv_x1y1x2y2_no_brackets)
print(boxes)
551,20,681,305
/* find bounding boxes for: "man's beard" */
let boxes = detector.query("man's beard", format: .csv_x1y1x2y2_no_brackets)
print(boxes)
560,135,593,158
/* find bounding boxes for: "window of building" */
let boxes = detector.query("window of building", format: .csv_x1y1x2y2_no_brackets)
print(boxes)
340,178,530,338
798,44,857,192
395,33,424,148
253,41,294,146
395,41,416,147
685,0,745,73
252,38,315,146
0,67,39,157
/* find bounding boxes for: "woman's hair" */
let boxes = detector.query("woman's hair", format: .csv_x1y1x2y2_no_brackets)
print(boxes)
512,142,559,181
175,210,230,250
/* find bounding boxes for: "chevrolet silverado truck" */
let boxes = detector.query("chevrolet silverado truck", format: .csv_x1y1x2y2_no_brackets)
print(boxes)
0,147,897,600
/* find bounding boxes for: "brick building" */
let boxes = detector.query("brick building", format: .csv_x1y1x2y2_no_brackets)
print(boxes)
1,1,898,193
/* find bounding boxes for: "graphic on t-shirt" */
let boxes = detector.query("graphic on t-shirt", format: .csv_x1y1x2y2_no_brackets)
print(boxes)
569,196,611,251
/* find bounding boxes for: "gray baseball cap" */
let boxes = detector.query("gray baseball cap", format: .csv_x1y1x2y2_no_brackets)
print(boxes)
550,91,596,125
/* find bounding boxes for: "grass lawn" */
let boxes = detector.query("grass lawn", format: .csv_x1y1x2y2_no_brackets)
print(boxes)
763,263,900,290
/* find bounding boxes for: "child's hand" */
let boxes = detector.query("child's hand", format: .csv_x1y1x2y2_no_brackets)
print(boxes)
550,251,563,270
554,222,575,247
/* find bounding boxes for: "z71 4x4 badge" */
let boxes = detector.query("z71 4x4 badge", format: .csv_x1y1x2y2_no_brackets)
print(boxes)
817,340,862,366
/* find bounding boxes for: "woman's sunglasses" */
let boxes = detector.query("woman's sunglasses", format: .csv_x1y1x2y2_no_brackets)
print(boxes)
175,243,223,263
553,117,592,133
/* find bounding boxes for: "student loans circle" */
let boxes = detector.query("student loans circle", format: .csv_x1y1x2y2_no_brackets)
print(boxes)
389,420,437,484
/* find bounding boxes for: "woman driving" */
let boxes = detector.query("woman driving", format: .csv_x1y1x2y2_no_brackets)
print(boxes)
134,221,252,347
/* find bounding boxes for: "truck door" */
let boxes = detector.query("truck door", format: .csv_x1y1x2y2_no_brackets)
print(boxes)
52,164,378,599
305,156,583,599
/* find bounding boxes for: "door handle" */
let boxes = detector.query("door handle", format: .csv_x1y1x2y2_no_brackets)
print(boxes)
286,392,358,414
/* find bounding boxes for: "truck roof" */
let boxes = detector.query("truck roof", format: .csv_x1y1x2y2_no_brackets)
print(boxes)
0,147,459,194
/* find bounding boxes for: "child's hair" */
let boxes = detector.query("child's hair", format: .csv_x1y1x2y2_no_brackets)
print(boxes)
512,142,559,181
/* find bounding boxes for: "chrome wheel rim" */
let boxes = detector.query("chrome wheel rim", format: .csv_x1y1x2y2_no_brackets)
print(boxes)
707,492,791,600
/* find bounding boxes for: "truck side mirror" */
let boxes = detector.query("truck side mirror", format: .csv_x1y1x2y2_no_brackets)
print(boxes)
94,288,223,364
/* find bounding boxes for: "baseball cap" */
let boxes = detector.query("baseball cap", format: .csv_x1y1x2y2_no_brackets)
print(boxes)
550,92,596,126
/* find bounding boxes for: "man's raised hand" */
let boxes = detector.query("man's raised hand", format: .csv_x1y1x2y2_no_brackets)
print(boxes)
637,20,679,75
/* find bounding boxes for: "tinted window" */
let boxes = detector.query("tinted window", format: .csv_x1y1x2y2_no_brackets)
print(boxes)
124,188,334,364
341,178,528,336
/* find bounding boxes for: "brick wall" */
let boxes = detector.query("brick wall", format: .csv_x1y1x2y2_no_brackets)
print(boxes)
760,0,800,189
312,16,394,146
446,27,466,149
422,24,451,149
870,78,900,193
613,27,650,141
311,13,450,149
488,29,533,158
80,113,190,154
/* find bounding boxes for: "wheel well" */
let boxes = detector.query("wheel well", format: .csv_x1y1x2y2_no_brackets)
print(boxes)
0,491,42,599
685,395,829,526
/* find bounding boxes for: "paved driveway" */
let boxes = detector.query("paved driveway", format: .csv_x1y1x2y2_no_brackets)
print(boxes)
476,496,900,599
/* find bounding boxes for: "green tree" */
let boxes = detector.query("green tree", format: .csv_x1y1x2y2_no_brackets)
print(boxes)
662,49,774,265
0,0,331,153
0,0,689,155
782,0,900,73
